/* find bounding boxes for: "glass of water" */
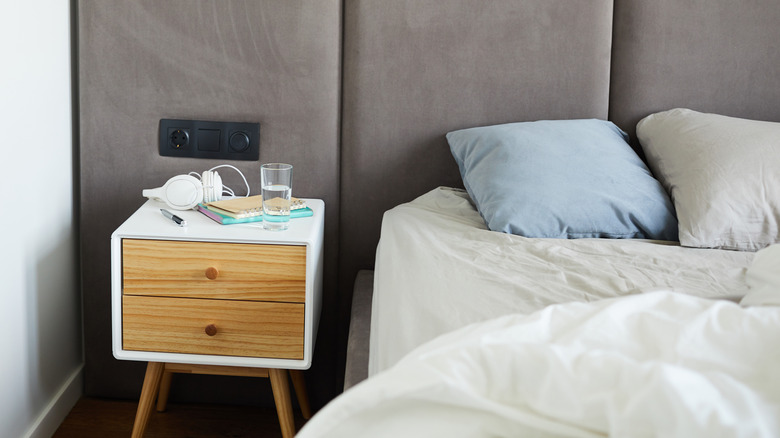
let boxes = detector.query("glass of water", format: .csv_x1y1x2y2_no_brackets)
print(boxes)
260,163,293,231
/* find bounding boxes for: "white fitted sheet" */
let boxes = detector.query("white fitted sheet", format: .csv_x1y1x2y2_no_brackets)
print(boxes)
368,187,755,375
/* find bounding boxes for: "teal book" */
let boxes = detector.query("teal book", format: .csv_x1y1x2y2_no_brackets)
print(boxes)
197,204,313,225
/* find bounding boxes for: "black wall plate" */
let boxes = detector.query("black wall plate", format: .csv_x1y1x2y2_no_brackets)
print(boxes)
159,119,260,161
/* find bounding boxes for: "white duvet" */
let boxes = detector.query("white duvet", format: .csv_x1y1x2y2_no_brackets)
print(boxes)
300,290,780,437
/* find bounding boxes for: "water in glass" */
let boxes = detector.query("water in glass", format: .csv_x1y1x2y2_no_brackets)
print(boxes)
262,184,292,231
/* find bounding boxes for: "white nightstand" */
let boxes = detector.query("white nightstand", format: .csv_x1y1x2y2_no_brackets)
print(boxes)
111,199,324,438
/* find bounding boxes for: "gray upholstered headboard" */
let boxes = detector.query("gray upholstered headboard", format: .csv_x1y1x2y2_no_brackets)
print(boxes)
78,0,780,408
339,0,615,300
79,0,341,408
610,0,780,145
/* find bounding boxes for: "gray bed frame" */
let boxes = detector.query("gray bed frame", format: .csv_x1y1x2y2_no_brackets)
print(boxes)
344,270,374,390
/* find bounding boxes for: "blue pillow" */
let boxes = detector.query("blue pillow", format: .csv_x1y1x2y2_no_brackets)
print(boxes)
446,119,678,240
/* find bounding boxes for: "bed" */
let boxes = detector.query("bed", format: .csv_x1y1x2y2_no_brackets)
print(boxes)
314,109,779,437
300,113,780,437
300,110,780,436
315,1,780,435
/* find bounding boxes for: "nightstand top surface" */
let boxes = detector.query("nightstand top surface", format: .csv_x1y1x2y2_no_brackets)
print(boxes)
112,198,324,245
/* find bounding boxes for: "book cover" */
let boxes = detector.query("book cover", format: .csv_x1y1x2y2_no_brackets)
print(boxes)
205,195,306,218
197,204,313,225
205,204,261,219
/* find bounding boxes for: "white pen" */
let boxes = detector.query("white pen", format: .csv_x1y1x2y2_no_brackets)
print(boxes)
160,209,187,227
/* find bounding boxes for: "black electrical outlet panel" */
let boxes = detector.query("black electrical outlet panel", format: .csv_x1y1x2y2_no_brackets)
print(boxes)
159,119,260,161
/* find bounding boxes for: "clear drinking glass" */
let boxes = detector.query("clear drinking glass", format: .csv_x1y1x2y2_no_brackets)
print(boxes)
261,163,293,231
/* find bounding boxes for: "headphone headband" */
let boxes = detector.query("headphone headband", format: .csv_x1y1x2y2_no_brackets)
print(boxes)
142,165,250,210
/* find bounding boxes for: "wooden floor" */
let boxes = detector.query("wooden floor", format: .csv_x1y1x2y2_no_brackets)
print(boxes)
54,397,308,438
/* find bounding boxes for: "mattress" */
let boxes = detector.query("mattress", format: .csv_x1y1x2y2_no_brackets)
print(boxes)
369,187,755,375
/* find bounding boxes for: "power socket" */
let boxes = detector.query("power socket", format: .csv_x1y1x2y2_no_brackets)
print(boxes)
159,119,259,161
169,128,191,149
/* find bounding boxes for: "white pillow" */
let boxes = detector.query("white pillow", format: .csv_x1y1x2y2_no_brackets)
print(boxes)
741,244,780,307
637,108,780,251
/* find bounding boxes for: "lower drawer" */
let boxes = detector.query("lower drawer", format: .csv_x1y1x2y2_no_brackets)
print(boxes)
122,295,304,360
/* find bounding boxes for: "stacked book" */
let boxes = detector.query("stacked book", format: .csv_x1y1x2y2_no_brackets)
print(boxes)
197,195,312,225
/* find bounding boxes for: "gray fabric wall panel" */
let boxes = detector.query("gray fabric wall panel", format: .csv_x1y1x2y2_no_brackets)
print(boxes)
339,0,614,303
79,0,341,407
610,0,780,143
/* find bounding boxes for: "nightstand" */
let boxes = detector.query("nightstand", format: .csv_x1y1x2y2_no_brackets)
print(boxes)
111,198,324,438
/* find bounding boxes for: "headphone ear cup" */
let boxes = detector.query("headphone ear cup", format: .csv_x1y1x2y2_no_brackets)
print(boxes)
142,174,203,210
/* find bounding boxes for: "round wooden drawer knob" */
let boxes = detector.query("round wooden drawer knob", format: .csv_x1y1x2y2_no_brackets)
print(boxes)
205,324,218,336
205,267,219,280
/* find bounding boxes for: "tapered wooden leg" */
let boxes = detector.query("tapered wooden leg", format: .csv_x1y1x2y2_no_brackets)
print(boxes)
269,368,295,438
132,362,165,438
156,370,174,412
289,370,312,419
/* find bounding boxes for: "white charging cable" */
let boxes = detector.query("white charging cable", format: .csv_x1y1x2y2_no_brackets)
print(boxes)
189,164,251,199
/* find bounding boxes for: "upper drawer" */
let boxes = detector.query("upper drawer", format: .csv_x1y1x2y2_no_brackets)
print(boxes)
122,239,306,303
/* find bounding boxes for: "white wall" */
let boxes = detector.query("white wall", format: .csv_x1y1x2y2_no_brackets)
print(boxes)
0,1,83,437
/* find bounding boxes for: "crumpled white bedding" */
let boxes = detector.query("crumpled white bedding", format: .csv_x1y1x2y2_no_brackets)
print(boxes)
299,291,780,438
370,187,755,374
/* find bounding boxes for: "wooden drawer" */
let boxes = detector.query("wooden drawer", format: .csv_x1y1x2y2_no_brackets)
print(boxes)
122,239,306,303
122,295,304,359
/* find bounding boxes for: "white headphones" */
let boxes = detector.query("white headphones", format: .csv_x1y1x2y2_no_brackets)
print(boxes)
142,165,249,210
